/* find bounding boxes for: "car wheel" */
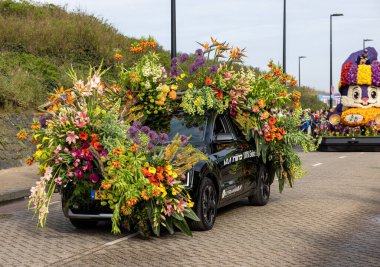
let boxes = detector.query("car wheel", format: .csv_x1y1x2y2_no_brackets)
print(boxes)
189,177,217,231
248,164,270,206
69,219,98,229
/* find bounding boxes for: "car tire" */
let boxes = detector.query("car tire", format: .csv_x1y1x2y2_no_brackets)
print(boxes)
69,218,98,229
248,164,270,206
189,177,217,231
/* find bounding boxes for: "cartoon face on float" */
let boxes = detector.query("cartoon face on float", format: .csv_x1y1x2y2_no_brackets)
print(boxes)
332,48,380,127
341,85,380,108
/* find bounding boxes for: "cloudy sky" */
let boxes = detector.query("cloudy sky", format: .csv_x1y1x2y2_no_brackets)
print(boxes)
37,0,380,93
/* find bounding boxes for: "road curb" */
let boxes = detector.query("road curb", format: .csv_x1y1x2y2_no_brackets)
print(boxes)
0,189,29,204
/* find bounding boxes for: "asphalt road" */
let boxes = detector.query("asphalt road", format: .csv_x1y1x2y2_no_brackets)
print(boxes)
0,152,379,267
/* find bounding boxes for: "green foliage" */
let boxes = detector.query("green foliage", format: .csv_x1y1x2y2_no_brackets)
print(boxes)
290,86,328,111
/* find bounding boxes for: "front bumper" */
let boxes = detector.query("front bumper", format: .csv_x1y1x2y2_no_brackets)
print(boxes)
64,209,113,220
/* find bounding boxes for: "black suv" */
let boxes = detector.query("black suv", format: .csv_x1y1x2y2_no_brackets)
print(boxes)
62,112,275,230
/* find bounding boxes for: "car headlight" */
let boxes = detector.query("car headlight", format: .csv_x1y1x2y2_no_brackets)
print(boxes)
182,169,194,188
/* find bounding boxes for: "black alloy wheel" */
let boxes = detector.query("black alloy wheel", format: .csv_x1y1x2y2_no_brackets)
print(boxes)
248,164,270,206
189,177,217,231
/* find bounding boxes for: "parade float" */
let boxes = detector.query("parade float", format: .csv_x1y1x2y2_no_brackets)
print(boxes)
317,47,380,151
20,38,315,236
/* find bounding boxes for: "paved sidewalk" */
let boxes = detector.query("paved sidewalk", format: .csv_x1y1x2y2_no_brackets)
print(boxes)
0,165,39,203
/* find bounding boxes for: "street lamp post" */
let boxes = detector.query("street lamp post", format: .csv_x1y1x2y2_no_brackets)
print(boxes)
283,0,286,73
298,56,306,87
330,13,343,109
171,0,176,62
363,38,373,50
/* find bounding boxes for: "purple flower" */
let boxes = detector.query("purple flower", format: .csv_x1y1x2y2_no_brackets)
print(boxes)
170,66,182,77
127,126,140,137
195,49,203,57
195,56,205,67
133,121,142,128
85,161,93,170
171,57,178,64
74,168,84,179
133,137,141,145
148,130,159,144
99,150,108,159
371,61,380,86
208,64,218,74
89,173,99,183
188,63,198,75
141,126,150,134
147,142,155,151
159,133,169,143
179,53,189,63
179,135,188,145
347,63,358,85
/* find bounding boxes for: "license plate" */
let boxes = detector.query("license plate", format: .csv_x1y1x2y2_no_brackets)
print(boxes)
91,190,111,200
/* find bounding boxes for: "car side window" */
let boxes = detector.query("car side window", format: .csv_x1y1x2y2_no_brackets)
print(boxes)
214,116,227,135
213,116,234,152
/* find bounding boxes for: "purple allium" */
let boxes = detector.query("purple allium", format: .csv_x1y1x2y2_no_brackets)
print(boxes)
171,57,178,64
39,114,49,128
127,125,140,137
179,135,188,145
188,63,198,75
148,130,159,144
195,56,205,67
170,66,182,77
159,133,169,143
133,137,142,145
74,168,84,179
89,173,99,183
195,49,203,57
133,121,142,128
208,64,218,74
147,142,155,151
179,53,189,63
141,126,150,134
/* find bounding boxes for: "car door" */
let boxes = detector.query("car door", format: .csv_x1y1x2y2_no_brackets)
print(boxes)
211,115,245,203
225,116,259,193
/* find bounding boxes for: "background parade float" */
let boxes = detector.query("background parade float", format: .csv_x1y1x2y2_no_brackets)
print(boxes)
317,47,380,151
19,38,316,236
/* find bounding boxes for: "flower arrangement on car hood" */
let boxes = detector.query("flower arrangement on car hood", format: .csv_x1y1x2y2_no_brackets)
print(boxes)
26,67,206,236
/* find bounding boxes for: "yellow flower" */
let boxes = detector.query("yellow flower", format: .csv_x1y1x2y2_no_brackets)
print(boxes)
188,83,194,89
166,165,172,171
172,171,178,179
171,188,177,196
357,64,372,85
36,144,42,150
188,201,194,208
148,166,156,174
180,73,186,78
161,84,170,94
34,150,43,160
171,84,178,90
159,185,167,197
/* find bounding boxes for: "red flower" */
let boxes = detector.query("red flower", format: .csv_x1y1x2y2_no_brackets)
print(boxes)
78,132,88,141
275,133,283,141
205,77,213,86
264,133,272,142
268,117,276,125
212,88,223,100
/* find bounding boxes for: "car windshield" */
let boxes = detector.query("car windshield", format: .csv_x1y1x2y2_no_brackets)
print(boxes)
167,114,206,143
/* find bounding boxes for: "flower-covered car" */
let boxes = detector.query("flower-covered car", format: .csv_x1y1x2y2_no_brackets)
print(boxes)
63,111,275,230
23,37,315,237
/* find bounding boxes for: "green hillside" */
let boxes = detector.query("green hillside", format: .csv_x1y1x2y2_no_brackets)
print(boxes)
0,0,326,112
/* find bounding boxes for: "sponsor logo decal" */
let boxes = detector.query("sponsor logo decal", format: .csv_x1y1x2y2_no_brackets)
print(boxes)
222,184,242,199
223,150,256,166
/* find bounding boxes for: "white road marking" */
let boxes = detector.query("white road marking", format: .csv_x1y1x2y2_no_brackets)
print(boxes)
338,156,347,159
105,232,139,246
312,163,323,167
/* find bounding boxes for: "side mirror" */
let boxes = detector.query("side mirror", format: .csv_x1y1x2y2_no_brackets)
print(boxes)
213,133,235,143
